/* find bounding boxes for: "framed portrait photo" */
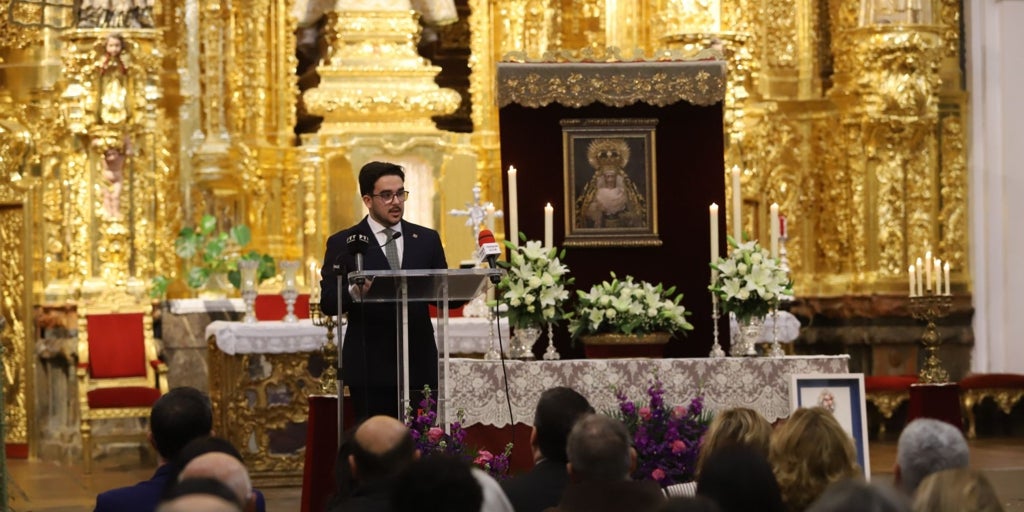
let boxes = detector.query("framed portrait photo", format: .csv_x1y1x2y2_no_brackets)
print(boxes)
561,118,661,247
790,373,871,480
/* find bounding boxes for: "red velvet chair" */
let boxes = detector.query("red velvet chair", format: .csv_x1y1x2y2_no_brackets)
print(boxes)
77,302,167,473
254,294,311,321
865,375,918,438
959,373,1024,438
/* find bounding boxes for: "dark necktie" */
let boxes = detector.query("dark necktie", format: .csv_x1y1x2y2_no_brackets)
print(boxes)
383,227,400,270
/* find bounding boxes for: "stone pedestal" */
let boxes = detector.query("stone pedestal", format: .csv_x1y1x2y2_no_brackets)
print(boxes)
160,300,245,393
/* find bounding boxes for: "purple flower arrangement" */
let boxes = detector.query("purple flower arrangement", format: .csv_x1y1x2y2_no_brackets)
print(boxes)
614,379,711,487
406,386,513,478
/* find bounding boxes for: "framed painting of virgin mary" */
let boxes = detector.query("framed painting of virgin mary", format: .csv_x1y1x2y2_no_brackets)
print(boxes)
561,118,661,247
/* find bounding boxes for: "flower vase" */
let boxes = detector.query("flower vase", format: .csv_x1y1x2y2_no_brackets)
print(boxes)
580,332,671,359
510,326,541,360
731,316,762,357
198,272,233,299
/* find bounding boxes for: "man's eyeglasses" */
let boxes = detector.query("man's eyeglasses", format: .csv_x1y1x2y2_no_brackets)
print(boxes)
369,190,410,203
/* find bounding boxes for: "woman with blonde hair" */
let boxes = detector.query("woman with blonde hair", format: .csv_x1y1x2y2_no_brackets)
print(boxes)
912,468,1004,512
664,407,773,498
769,407,861,512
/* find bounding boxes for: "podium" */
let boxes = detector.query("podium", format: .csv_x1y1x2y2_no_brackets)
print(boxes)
340,268,498,425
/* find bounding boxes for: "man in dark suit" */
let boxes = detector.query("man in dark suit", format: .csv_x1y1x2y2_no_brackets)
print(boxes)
320,161,448,420
329,415,420,512
501,387,594,512
94,387,213,512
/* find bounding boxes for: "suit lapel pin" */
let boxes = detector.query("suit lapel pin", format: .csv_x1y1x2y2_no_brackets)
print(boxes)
412,233,419,238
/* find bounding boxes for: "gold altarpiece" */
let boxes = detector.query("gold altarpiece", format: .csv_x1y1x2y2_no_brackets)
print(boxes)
1,0,969,456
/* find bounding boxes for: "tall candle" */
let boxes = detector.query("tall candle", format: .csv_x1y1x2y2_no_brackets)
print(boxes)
486,203,496,232
544,203,554,248
769,203,780,259
710,203,720,272
508,166,519,244
944,262,951,295
909,265,916,297
924,250,932,291
731,166,742,242
934,258,942,296
916,257,924,296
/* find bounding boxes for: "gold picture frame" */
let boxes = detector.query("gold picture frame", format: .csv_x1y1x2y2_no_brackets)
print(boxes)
561,118,661,247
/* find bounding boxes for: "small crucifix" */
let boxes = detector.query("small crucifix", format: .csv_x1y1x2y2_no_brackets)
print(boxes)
448,182,504,244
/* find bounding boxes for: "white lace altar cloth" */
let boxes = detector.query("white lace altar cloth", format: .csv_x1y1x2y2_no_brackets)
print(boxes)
207,317,508,355
448,355,850,427
169,298,246,314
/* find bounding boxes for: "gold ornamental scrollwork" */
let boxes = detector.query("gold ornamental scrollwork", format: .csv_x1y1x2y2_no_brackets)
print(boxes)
496,60,727,109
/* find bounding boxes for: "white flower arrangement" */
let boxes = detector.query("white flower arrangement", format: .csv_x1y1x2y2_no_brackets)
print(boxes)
497,240,573,329
569,273,693,339
710,238,793,321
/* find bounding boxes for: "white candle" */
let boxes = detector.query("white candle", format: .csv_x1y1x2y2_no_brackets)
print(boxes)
769,203,780,259
508,166,519,244
710,203,720,274
731,166,742,242
924,250,932,291
486,203,496,232
909,265,916,297
544,203,554,248
934,258,942,296
916,257,924,296
944,262,951,295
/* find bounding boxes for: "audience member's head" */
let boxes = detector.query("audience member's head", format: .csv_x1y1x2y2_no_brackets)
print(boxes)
166,436,257,512
566,413,632,483
806,479,910,512
912,468,1004,512
157,477,243,512
349,415,418,483
769,407,861,512
697,445,784,512
325,429,358,511
657,496,723,512
150,387,213,461
179,452,253,511
532,386,594,464
392,454,483,512
694,407,772,478
895,418,969,493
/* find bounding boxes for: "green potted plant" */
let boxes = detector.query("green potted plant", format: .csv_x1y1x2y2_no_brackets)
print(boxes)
150,214,275,298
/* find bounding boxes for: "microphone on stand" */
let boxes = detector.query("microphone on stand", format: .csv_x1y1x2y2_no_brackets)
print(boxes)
476,229,503,283
346,233,370,284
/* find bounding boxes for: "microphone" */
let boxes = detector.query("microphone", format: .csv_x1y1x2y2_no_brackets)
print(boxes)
346,233,370,284
477,229,502,283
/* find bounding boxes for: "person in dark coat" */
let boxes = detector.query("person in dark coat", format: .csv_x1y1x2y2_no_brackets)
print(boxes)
320,161,449,419
501,387,594,512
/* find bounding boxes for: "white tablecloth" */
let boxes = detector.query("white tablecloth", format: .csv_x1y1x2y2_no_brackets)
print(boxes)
206,317,509,355
448,355,850,426
168,298,246,314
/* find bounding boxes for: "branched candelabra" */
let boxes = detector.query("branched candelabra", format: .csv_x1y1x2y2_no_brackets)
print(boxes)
909,294,953,384
309,301,340,396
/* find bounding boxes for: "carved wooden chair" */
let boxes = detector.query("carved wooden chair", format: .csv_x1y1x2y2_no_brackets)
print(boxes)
77,302,167,473
959,373,1024,439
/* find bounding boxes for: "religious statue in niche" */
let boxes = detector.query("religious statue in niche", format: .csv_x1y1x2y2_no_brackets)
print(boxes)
96,33,130,126
96,140,129,220
77,0,155,28
577,138,646,229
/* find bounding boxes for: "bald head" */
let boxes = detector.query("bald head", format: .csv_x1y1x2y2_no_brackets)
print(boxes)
350,415,417,482
158,494,241,512
180,452,253,507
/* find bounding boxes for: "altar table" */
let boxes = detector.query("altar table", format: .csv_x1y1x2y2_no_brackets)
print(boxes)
449,355,851,426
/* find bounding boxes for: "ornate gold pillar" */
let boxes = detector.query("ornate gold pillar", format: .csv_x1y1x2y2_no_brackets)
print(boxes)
303,1,473,258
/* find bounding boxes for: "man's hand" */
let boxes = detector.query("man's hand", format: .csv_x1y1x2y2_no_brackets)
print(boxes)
349,278,373,301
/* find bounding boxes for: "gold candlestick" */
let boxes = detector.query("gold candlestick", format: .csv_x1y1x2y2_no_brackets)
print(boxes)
909,294,953,384
309,301,340,396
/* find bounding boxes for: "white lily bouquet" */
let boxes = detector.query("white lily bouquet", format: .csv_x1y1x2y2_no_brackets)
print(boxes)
710,238,793,321
569,273,693,339
497,239,573,329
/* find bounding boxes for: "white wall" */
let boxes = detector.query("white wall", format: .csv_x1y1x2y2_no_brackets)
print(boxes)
968,0,1024,373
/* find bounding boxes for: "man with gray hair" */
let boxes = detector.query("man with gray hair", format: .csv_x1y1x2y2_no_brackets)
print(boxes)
894,418,969,493
550,414,664,512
